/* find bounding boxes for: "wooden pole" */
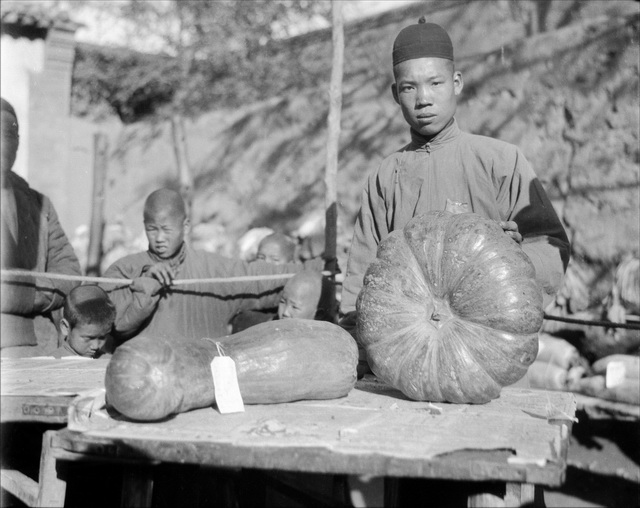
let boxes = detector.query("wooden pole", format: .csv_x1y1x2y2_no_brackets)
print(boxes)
86,132,108,277
171,113,193,224
324,0,344,323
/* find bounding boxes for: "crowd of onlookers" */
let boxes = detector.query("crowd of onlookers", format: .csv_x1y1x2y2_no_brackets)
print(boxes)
1,96,337,361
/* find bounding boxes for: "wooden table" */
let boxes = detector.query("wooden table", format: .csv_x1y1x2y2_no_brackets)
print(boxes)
1,358,577,507
1,357,109,423
59,378,575,506
0,357,109,506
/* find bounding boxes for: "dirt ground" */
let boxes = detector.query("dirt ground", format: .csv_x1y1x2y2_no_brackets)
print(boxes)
543,409,639,508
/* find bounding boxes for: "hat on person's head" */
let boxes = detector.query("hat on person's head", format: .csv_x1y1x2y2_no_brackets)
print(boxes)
392,17,453,66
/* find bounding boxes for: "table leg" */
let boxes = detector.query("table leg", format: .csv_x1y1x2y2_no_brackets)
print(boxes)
36,431,67,508
120,466,154,508
505,483,536,506
467,482,540,508
383,477,400,508
1,469,39,506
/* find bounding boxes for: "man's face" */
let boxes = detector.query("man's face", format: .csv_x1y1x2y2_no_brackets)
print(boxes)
278,282,317,320
256,241,288,265
144,211,187,259
392,57,463,137
66,322,110,358
1,113,19,176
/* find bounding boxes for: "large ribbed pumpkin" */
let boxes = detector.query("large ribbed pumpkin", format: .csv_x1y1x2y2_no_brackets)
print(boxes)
356,211,543,404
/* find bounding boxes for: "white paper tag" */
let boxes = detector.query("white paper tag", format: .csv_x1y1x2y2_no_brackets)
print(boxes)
605,361,626,389
211,356,245,414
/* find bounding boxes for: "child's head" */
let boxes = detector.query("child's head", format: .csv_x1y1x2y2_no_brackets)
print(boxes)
143,188,189,259
256,233,296,265
278,271,324,321
390,19,463,138
61,285,116,358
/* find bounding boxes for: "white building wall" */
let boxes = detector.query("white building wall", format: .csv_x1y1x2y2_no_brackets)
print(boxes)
0,34,45,180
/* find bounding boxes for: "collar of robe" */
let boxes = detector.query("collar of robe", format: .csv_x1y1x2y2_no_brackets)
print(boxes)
146,241,187,276
408,117,459,151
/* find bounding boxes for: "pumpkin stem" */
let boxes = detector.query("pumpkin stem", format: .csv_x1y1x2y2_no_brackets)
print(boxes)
429,300,452,328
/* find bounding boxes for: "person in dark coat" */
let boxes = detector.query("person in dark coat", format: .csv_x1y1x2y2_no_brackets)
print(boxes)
1,98,81,357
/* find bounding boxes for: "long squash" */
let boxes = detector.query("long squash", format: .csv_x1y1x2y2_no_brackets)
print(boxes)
105,319,358,421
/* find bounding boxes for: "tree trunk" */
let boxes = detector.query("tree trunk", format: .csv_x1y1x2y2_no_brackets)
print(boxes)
324,0,344,323
86,132,108,276
170,113,193,223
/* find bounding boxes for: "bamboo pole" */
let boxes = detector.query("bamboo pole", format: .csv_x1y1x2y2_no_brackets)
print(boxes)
171,113,193,223
85,132,108,277
324,0,345,323
1,269,332,287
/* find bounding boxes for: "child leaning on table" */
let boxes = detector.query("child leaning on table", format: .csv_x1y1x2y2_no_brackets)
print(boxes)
277,270,333,321
230,270,333,333
50,285,116,359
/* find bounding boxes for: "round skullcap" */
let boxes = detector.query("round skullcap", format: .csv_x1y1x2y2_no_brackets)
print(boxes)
392,17,453,66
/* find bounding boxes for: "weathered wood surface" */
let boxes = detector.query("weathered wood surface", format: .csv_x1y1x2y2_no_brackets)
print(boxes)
1,358,109,397
0,359,576,486
0,469,38,507
0,358,108,422
61,377,576,486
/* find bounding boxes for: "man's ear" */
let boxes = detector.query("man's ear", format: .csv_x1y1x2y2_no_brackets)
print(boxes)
60,318,70,339
453,71,464,96
391,82,400,105
183,217,191,234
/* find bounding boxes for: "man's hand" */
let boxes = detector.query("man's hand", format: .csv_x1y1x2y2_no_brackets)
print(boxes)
499,220,522,244
144,263,176,287
607,302,627,324
130,277,162,296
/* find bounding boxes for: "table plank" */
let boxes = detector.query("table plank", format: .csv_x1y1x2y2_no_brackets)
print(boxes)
0,359,576,487
0,358,109,397
1,396,71,423
61,378,575,486
1,358,109,423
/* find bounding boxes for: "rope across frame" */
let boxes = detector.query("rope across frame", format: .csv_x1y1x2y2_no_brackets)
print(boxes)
0,269,333,287
2,269,639,330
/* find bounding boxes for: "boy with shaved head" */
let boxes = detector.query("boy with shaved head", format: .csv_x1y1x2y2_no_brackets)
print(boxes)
50,285,116,358
229,232,299,332
278,270,331,321
103,188,321,343
231,270,332,333
255,232,297,265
